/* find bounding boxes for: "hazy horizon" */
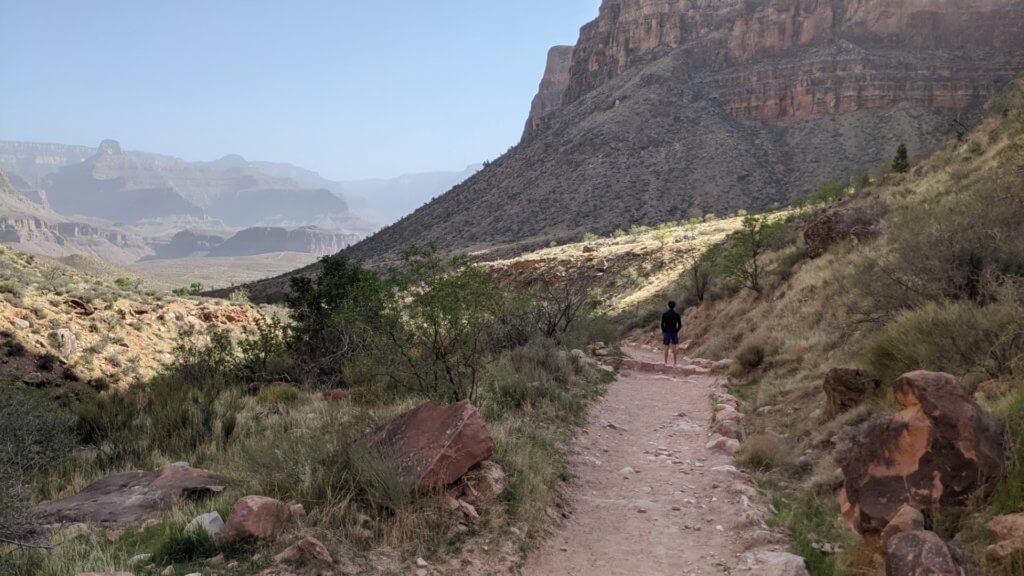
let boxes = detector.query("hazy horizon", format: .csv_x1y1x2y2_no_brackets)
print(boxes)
0,0,599,180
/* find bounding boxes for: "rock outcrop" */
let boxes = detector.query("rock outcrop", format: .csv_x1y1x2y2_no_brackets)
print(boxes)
360,400,494,491
341,0,1024,265
33,464,228,524
523,45,575,139
208,226,359,257
885,530,962,576
987,513,1024,558
822,368,878,416
150,229,229,259
221,495,292,542
839,371,1006,533
803,203,885,259
0,216,154,264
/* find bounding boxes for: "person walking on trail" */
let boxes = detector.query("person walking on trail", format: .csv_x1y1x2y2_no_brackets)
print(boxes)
661,301,683,366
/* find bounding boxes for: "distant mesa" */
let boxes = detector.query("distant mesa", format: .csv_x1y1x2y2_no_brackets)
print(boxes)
97,139,123,155
147,226,359,260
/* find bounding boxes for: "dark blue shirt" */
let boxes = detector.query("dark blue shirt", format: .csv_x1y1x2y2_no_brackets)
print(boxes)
661,309,682,333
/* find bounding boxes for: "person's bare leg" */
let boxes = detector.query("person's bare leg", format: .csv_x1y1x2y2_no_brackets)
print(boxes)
664,344,670,365
672,344,679,366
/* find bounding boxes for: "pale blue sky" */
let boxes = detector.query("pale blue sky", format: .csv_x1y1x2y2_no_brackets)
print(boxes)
0,1,599,179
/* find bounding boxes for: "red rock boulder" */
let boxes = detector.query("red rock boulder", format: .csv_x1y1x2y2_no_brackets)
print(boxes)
222,495,292,542
885,531,961,576
360,400,493,491
274,536,334,566
839,371,1005,533
823,368,877,417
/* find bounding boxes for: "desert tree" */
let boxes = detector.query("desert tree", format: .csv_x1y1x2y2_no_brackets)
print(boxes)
719,214,788,295
891,144,910,174
689,244,722,304
533,263,600,340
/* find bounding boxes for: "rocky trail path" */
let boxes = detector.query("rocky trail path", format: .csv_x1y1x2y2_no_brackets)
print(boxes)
519,344,803,576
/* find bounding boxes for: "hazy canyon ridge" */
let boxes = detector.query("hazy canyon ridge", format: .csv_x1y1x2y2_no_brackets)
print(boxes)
0,139,478,285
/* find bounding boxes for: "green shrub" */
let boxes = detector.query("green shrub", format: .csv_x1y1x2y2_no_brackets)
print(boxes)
768,497,852,576
257,384,299,406
229,287,250,303
735,342,766,371
0,281,20,296
857,166,1024,312
482,338,580,418
864,300,1023,385
493,419,569,529
0,390,76,544
737,434,788,472
76,330,246,470
114,277,142,290
718,215,789,294
229,411,410,522
891,143,910,174
172,282,205,297
814,180,846,204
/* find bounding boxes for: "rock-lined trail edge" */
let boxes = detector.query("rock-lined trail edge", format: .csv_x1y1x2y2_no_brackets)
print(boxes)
521,344,807,576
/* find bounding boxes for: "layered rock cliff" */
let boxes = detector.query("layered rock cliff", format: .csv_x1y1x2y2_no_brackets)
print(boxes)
208,226,359,258
0,167,153,263
340,0,1024,265
564,0,1024,121
523,46,576,139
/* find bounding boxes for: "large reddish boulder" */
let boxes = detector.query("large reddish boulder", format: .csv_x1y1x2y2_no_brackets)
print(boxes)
823,368,878,416
34,464,228,524
885,531,961,576
839,371,1005,533
221,495,292,542
360,400,493,491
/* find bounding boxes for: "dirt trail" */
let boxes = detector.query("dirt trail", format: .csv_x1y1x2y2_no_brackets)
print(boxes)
520,344,792,576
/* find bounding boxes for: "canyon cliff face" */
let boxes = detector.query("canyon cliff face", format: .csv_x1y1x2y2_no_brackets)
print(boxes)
208,226,359,258
523,46,576,139
0,168,153,263
341,0,1024,265
564,0,1024,123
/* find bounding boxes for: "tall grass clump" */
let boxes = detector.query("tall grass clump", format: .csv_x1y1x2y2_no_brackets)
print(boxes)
864,299,1024,386
991,386,1024,515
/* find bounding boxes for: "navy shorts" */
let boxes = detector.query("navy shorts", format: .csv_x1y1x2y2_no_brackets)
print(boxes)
663,332,679,346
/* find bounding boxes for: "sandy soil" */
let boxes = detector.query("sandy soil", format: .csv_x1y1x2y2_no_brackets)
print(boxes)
519,344,790,576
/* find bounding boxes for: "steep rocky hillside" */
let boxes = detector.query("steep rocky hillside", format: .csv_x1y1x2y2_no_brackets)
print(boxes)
0,244,260,392
342,0,1024,265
